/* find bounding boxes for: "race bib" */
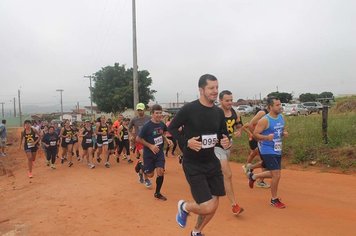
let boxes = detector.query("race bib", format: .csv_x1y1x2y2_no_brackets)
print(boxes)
65,137,71,143
50,141,56,146
154,136,163,145
274,141,282,152
201,134,218,149
123,135,129,140
86,138,92,144
28,142,35,148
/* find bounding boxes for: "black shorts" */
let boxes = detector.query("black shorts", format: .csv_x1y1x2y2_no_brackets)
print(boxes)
182,158,225,204
61,141,73,148
249,139,258,150
108,142,115,150
82,142,93,150
143,152,165,174
260,154,282,170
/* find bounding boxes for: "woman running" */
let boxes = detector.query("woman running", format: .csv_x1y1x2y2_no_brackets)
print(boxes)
117,118,133,163
42,126,60,169
60,119,74,167
19,120,41,178
95,116,109,164
105,120,115,168
79,120,95,169
71,121,80,161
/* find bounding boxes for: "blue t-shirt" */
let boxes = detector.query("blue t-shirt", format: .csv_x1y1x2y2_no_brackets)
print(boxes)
0,124,6,139
138,120,167,157
258,114,285,155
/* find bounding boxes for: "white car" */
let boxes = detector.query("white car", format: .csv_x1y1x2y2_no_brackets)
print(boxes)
235,105,253,115
283,104,309,116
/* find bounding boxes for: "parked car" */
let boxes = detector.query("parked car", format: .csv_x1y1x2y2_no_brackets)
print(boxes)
283,104,309,116
302,102,323,114
235,105,254,115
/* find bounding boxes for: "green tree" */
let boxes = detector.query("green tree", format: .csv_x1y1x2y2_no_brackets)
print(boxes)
299,93,318,102
92,63,156,113
318,91,334,99
267,92,293,103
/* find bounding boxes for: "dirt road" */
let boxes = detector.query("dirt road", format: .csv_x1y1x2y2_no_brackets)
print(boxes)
1,135,355,235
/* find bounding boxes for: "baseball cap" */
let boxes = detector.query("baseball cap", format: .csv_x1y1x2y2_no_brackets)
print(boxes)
136,103,145,110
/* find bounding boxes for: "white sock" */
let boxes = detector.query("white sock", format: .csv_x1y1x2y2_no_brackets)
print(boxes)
182,202,188,212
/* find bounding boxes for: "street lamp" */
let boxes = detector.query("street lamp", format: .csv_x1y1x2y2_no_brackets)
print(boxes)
56,89,64,120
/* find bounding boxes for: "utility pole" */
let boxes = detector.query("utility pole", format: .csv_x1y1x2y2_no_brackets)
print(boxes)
176,92,179,107
56,89,64,120
132,0,139,108
0,102,4,118
18,89,22,126
13,97,16,117
84,75,95,120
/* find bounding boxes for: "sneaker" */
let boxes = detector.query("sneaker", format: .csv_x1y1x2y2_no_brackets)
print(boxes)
242,163,252,175
127,159,133,164
191,232,205,236
138,173,144,183
51,164,56,169
88,163,95,169
28,172,33,178
0,152,6,157
68,162,73,167
176,200,188,228
144,179,152,188
46,160,50,166
105,162,110,168
271,198,286,209
97,157,102,163
122,155,127,160
248,172,255,188
154,193,167,201
256,181,271,189
232,204,244,215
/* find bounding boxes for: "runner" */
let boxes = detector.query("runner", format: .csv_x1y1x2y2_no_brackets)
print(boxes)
136,104,173,200
165,116,177,158
113,114,124,159
242,106,270,188
169,74,230,236
0,119,7,157
116,118,133,163
19,120,41,178
249,96,288,208
214,90,244,215
129,103,151,185
95,116,109,165
71,121,80,161
105,120,115,168
59,119,74,167
42,126,60,169
79,120,95,169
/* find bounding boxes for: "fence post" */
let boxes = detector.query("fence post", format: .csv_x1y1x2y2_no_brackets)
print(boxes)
322,105,328,144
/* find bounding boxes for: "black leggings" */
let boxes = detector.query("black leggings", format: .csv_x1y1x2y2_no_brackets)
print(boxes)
166,136,177,155
46,148,57,164
118,140,130,155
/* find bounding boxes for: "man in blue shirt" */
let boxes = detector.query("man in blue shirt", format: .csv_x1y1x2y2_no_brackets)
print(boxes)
0,120,7,157
136,104,172,201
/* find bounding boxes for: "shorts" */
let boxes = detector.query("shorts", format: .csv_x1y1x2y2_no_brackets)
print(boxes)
61,141,73,148
260,154,282,170
108,141,115,150
82,143,93,150
136,142,144,151
214,146,230,161
182,158,225,204
143,152,165,174
249,138,258,150
72,139,78,144
0,138,7,147
97,141,108,147
25,147,38,153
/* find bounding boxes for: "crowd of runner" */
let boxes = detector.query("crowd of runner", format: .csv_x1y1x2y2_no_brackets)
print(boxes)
5,74,287,236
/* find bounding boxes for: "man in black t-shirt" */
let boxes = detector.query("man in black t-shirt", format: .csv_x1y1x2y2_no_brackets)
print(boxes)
169,74,231,236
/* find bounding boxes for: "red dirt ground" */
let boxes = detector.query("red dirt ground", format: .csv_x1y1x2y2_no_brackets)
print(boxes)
1,129,355,236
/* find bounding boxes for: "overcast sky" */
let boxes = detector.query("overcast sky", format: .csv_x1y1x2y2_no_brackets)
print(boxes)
0,0,355,112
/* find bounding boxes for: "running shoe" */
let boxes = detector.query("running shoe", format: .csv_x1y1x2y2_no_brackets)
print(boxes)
51,164,56,169
154,193,167,201
68,162,73,167
122,155,127,160
232,204,244,215
144,179,152,188
28,172,33,178
46,160,50,166
105,162,110,168
138,173,144,183
242,163,252,175
191,232,205,236
248,172,255,188
271,198,286,209
88,163,95,169
256,181,270,189
127,159,133,164
176,200,188,228
97,157,102,163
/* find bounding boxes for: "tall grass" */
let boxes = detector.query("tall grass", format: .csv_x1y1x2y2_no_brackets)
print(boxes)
231,112,356,170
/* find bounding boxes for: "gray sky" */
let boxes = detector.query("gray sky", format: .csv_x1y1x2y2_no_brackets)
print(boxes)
1,0,355,113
